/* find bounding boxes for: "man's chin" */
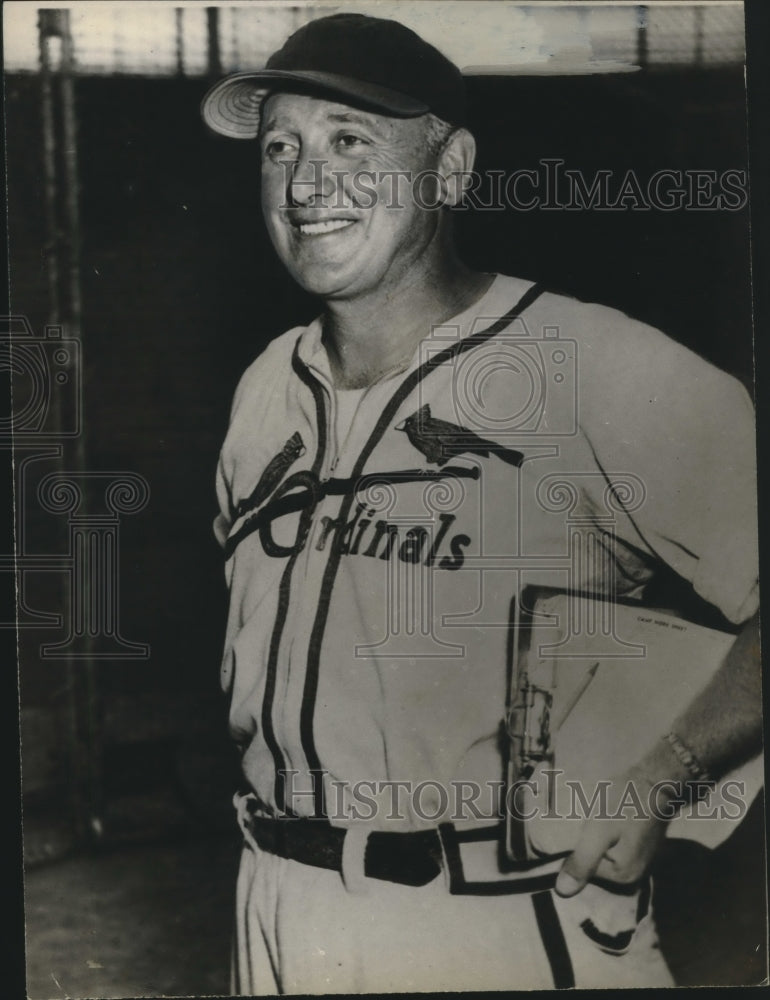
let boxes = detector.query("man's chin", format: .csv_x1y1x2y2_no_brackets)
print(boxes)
287,264,362,301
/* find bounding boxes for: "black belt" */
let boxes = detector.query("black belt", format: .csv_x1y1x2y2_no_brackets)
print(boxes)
244,809,582,988
246,809,444,887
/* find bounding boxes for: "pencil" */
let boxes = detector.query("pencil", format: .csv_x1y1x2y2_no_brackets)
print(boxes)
551,661,599,731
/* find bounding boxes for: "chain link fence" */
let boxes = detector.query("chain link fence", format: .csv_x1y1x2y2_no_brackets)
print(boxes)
4,3,747,77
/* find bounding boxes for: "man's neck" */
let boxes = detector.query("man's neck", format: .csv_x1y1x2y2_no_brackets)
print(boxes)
321,260,494,389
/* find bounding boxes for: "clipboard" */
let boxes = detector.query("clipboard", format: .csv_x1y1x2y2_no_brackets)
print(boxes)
504,586,764,861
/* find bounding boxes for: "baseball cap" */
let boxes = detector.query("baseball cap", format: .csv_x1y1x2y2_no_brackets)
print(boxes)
201,13,467,139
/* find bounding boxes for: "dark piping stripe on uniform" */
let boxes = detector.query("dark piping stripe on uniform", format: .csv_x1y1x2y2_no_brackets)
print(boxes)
532,890,575,989
299,283,546,817
260,349,328,813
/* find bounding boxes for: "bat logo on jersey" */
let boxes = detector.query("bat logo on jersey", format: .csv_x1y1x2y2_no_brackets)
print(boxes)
396,405,524,468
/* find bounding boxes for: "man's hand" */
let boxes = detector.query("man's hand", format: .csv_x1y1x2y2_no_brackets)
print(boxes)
555,611,761,898
554,771,668,897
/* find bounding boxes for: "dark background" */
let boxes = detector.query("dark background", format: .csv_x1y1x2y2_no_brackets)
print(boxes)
6,44,768,997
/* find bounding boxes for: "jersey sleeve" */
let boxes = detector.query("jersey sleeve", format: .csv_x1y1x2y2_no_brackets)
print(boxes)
685,376,758,623
212,358,262,550
575,305,758,625
212,328,303,552
214,450,233,550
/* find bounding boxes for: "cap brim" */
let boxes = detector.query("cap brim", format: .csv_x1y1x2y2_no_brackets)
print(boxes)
201,69,430,139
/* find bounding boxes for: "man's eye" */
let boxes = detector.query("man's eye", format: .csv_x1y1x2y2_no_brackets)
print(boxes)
337,134,369,150
264,140,299,160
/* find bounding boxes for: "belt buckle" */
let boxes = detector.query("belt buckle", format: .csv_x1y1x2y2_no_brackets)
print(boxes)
438,822,563,895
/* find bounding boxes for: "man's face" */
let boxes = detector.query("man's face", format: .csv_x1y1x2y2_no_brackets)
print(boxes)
259,93,446,300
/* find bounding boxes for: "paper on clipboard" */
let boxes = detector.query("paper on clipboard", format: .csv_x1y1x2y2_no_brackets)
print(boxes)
508,590,763,857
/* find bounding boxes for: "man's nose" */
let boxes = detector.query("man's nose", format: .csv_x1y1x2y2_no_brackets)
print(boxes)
288,156,338,206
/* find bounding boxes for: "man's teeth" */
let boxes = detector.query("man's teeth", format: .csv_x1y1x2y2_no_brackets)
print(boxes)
298,219,355,235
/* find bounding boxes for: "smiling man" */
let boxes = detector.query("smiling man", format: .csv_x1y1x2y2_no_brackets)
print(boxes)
202,12,761,994
258,97,486,388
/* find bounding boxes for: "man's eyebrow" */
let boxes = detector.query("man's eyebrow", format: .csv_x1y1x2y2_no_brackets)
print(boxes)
260,110,387,135
327,111,386,132
261,117,284,134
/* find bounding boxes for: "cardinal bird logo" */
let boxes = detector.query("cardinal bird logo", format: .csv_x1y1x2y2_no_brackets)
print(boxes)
236,431,306,517
396,405,524,468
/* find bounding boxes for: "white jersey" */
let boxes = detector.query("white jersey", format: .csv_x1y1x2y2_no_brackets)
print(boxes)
214,274,758,827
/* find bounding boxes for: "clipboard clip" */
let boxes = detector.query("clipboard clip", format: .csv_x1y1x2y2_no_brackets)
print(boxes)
505,674,554,780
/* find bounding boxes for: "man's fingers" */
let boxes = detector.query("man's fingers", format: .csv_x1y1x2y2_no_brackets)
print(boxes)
555,823,618,897
554,868,584,897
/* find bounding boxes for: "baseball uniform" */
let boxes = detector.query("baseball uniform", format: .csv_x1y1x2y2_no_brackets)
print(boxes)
215,274,758,992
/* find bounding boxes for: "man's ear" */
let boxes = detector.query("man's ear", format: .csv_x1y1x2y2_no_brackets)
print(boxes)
437,128,476,208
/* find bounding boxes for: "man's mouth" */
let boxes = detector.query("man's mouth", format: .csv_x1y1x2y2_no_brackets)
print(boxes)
294,219,357,236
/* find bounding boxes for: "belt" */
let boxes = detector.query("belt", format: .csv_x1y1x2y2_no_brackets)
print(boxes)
245,808,444,887
243,804,566,894
240,805,652,991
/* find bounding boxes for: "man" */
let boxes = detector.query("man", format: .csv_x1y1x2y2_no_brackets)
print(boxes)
202,13,761,992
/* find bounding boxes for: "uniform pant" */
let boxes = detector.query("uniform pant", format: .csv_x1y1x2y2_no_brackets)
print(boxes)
231,834,675,994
